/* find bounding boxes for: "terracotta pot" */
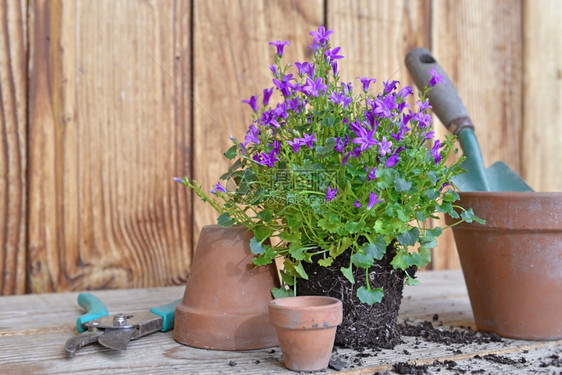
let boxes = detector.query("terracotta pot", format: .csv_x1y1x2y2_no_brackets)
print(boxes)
268,296,342,372
446,192,562,340
174,225,280,350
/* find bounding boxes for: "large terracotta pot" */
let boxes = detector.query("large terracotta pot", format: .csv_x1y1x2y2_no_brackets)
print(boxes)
269,296,342,372
447,192,562,340
174,225,279,350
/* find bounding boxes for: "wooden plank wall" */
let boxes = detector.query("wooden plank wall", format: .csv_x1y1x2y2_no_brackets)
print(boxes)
1,0,560,294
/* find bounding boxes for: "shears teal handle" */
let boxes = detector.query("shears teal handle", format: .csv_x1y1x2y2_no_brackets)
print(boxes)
76,293,109,333
150,299,181,332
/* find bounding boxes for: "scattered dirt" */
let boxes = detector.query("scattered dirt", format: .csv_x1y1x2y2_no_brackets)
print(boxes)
398,320,503,345
298,244,416,349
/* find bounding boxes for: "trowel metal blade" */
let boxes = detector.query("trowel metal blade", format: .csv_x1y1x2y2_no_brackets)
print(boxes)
97,328,136,351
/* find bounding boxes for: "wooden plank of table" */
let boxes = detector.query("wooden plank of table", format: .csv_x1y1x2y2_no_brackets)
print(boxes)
0,271,560,374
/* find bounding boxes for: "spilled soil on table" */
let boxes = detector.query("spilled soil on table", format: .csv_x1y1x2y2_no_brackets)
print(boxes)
327,317,562,374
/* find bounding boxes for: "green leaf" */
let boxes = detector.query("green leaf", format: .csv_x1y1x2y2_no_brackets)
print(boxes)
319,214,341,233
357,286,384,305
279,270,296,286
279,230,301,243
461,208,486,224
315,138,336,157
217,212,234,226
224,145,238,160
330,237,353,258
344,219,365,234
249,237,266,255
391,250,422,270
437,201,453,214
317,257,334,267
254,225,274,242
425,189,440,200
419,246,431,267
340,265,355,284
257,210,273,223
397,227,420,247
293,261,309,280
286,214,303,229
427,171,438,184
363,236,387,260
351,251,374,269
394,174,413,192
253,256,273,266
271,287,294,299
405,276,420,286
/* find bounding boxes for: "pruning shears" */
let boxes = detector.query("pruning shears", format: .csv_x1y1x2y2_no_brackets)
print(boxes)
64,292,181,357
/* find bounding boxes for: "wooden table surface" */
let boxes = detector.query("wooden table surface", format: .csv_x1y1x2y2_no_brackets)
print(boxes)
1,270,560,374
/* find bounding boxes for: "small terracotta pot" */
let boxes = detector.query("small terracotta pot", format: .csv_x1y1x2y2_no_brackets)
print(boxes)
447,192,562,340
268,296,343,372
174,225,279,350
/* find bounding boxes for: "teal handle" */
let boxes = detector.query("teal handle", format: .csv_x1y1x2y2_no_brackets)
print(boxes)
150,299,181,332
76,293,109,333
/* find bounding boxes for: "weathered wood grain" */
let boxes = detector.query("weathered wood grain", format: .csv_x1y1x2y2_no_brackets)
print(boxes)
327,0,431,92
522,0,562,192
430,0,523,270
1,271,560,374
27,0,192,293
0,0,27,295
191,0,324,239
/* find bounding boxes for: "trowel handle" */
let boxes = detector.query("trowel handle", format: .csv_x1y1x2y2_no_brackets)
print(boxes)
405,47,474,135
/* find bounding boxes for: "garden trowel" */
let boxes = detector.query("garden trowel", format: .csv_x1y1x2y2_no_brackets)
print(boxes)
405,47,533,192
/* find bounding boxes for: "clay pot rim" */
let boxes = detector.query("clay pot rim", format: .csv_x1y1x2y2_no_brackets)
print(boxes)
269,296,342,310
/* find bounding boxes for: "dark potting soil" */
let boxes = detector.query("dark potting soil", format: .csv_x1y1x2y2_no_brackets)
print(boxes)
297,244,416,349
397,320,503,345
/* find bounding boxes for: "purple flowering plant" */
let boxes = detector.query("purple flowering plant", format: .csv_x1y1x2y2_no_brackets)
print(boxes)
176,27,481,305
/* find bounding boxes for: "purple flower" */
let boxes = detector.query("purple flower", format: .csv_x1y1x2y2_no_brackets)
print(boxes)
269,40,290,57
366,166,377,181
295,61,314,77
378,136,393,156
352,124,377,152
391,124,409,142
212,181,227,194
431,139,443,164
397,86,413,98
263,87,274,106
417,100,432,112
329,91,351,108
286,97,304,113
302,77,327,97
385,147,405,168
353,200,362,208
367,192,383,210
244,124,260,145
173,177,183,183
415,112,432,128
272,102,289,119
429,68,445,87
287,138,304,153
258,149,279,167
309,26,334,46
242,96,258,112
383,80,399,93
341,82,353,95
325,186,337,202
357,77,376,92
374,95,398,118
302,133,317,149
331,61,338,76
259,111,280,128
273,74,295,97
270,65,278,75
334,135,349,153
325,47,344,62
